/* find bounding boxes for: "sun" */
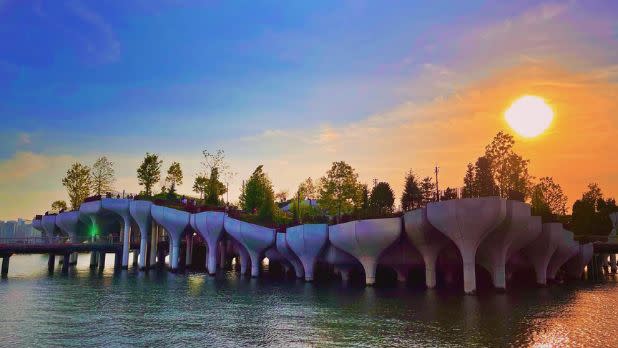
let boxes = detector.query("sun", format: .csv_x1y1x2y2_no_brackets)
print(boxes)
504,95,554,138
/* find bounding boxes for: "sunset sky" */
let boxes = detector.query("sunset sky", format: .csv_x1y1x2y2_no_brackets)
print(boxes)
1,1,617,220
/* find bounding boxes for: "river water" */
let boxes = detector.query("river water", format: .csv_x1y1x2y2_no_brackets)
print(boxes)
0,254,616,347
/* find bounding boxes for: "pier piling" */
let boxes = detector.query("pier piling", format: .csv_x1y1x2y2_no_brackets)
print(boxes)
1,255,10,278
48,254,56,273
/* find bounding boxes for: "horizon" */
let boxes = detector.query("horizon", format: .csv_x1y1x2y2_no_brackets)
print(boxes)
1,1,618,220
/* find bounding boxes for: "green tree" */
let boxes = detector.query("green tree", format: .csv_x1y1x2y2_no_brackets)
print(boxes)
193,175,208,199
206,167,226,205
369,182,395,213
91,156,115,196
62,162,92,210
298,177,317,199
275,190,289,203
474,156,497,197
420,176,436,207
462,163,477,198
51,200,68,211
571,183,618,236
401,171,422,211
137,153,162,196
166,162,183,194
240,165,275,218
484,131,532,200
317,161,362,222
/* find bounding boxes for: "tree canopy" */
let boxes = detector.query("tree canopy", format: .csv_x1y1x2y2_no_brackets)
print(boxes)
530,177,568,220
51,200,68,212
137,153,162,196
62,162,92,209
317,161,362,221
369,182,395,213
91,156,115,196
239,165,275,220
401,171,422,211
571,183,617,236
166,161,183,194
484,131,532,200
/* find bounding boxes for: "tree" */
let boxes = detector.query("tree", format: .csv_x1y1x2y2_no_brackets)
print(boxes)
137,153,162,196
420,176,436,207
401,171,422,211
51,200,68,211
91,156,115,196
166,162,183,194
62,162,92,210
298,177,317,199
206,167,227,205
474,156,497,197
317,161,362,221
531,177,568,217
275,190,289,203
193,175,209,199
462,163,477,198
571,183,618,236
441,187,458,201
240,165,275,219
358,184,370,210
484,131,532,200
369,182,395,213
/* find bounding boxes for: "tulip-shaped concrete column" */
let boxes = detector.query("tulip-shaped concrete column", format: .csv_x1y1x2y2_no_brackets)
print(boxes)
102,199,132,269
547,229,579,281
32,218,45,242
286,224,328,281
322,245,359,282
224,217,275,277
231,240,250,274
565,243,593,279
522,223,563,285
41,215,58,244
80,200,105,268
329,218,401,285
151,205,190,272
405,208,451,288
190,211,225,275
276,232,304,278
55,211,80,243
427,197,507,294
129,200,153,270
477,200,531,290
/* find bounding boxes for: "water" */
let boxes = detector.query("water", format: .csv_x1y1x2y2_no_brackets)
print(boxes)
1,254,616,347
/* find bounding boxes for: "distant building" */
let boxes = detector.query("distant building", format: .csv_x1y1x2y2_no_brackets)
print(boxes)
0,218,41,242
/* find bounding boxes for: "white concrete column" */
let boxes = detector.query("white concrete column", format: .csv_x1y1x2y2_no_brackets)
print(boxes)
170,236,181,271
121,216,131,269
422,249,440,289
149,224,158,267
461,248,477,294
185,236,193,266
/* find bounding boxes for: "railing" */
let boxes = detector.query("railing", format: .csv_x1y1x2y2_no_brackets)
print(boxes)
0,235,123,246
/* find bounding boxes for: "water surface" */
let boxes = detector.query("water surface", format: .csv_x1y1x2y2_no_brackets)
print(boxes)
1,254,616,347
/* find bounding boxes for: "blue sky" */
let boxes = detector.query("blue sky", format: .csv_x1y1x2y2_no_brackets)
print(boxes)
1,1,617,219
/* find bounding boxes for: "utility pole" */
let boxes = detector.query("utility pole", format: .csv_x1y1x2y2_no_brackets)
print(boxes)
434,165,440,202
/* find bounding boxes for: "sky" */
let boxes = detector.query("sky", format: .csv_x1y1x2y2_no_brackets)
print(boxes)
1,0,617,220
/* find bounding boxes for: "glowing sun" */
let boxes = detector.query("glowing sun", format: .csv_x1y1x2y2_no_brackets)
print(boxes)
505,95,554,137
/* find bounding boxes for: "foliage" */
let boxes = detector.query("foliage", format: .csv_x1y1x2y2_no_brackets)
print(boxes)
369,182,395,213
441,187,458,201
297,177,317,199
474,156,498,197
275,190,289,203
484,131,532,200
401,171,422,211
91,156,115,196
165,161,183,194
530,177,568,220
239,165,276,221
358,184,370,210
193,175,209,199
571,183,618,236
289,200,327,224
206,167,227,205
137,153,162,196
62,162,92,209
420,176,436,207
317,161,362,222
51,200,68,211
462,163,476,198
201,148,233,205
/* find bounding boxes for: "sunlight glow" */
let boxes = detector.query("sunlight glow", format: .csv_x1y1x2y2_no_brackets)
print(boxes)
505,95,554,137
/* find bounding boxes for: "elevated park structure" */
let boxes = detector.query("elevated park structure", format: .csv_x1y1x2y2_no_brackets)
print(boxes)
1,198,615,295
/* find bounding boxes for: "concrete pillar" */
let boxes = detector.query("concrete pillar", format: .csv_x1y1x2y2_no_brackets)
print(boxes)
70,253,78,265
61,254,70,274
286,224,328,282
48,254,56,273
611,254,617,274
238,244,249,275
121,217,131,269
335,267,351,282
170,236,181,271
185,235,193,267
223,217,276,278
276,233,304,279
1,255,10,277
98,252,106,270
157,244,165,268
114,251,123,270
133,250,139,267
190,212,225,275
150,224,159,268
90,251,98,269
130,200,152,271
394,267,407,283
219,240,227,269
